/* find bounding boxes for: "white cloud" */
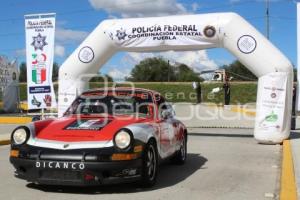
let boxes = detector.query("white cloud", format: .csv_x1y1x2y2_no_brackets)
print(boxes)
55,27,89,44
125,50,218,72
89,0,187,17
56,20,68,26
54,45,65,57
53,27,89,58
15,48,26,57
191,2,199,12
108,68,131,81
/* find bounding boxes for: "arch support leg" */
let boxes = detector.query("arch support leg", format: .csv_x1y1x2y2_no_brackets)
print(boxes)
254,72,293,144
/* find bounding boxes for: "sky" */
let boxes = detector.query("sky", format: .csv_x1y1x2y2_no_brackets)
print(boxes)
0,0,297,80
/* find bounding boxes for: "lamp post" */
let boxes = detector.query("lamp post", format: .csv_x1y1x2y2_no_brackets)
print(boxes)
265,0,270,39
167,60,170,82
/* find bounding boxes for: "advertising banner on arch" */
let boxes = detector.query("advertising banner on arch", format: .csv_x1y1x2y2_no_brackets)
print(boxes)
25,13,56,109
255,72,287,135
104,16,218,49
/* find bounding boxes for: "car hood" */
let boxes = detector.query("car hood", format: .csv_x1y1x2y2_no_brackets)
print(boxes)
34,115,152,142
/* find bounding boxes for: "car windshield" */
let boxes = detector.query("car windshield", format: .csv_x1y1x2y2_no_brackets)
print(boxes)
64,90,154,118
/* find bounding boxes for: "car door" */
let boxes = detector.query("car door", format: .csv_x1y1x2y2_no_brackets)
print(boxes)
155,94,177,158
165,103,182,148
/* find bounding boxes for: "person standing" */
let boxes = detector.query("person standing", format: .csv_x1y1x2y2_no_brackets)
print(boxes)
223,79,230,105
193,81,202,104
196,82,202,104
291,84,296,130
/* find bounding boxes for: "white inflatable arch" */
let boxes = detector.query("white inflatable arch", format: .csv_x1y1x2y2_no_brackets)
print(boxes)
58,13,293,144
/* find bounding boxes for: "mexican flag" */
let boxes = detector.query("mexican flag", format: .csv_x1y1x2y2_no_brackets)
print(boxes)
32,68,46,84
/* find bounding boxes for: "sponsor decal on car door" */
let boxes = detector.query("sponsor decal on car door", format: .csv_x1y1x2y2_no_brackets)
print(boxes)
159,118,176,157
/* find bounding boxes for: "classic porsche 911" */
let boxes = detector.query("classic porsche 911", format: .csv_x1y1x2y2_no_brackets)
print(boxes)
10,88,187,187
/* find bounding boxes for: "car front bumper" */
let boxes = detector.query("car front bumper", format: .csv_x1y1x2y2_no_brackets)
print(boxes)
10,156,143,186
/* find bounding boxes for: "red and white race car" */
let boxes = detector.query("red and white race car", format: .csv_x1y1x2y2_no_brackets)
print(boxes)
10,88,187,187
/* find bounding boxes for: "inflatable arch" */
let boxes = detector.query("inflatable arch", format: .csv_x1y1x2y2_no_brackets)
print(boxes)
58,13,293,144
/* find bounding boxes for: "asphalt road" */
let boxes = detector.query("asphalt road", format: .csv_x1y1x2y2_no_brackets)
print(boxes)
0,128,281,200
0,124,17,141
0,124,18,134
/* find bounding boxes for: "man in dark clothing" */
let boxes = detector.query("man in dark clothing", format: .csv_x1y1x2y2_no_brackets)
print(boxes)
223,81,230,105
291,84,296,130
196,82,202,104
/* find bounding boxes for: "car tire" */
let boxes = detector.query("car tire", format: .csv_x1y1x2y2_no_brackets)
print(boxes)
141,140,158,187
172,134,187,165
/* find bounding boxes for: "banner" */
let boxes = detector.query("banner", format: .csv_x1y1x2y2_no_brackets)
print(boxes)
254,72,287,135
298,3,300,110
25,13,56,109
104,17,217,49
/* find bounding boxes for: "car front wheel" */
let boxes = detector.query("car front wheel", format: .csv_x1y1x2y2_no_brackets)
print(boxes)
141,140,158,187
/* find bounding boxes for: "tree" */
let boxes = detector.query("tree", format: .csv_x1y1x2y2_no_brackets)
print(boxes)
175,64,203,82
127,57,202,82
89,73,113,82
19,62,27,82
222,60,257,81
52,62,59,82
293,68,297,82
128,57,174,82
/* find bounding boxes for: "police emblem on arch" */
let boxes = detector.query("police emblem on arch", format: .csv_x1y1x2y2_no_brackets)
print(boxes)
203,26,216,38
115,28,127,40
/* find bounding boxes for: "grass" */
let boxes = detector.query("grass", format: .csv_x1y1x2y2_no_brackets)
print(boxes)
19,82,257,105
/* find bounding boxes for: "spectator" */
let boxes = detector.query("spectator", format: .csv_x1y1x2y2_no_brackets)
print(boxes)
192,81,202,104
291,84,296,130
196,82,202,104
223,79,230,105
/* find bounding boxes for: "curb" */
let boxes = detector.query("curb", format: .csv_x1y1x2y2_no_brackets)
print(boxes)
0,117,32,124
280,140,298,200
203,103,224,108
230,106,256,116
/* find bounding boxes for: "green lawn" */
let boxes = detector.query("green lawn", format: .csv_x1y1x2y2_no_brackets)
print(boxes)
18,82,257,105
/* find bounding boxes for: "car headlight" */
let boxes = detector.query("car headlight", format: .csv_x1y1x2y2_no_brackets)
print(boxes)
12,128,28,145
114,130,132,149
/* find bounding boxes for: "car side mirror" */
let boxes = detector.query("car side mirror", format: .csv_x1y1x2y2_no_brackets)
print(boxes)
32,115,41,122
161,110,172,119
